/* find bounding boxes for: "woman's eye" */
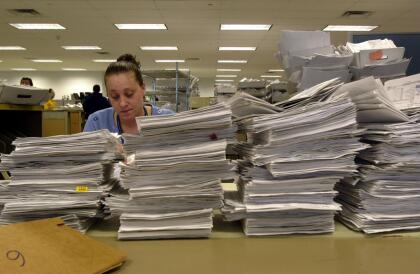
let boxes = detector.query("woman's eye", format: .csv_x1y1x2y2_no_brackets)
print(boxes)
111,96,119,100
126,93,133,97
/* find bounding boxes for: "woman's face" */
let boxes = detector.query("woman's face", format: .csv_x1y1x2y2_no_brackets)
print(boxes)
20,79,32,86
106,71,145,122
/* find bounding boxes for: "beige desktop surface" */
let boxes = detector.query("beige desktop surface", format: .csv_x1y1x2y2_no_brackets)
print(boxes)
88,217,420,274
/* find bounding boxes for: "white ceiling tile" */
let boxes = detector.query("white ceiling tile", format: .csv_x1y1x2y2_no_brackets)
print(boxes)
0,0,417,78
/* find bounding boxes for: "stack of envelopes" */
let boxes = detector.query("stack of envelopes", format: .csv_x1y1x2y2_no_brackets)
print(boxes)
0,130,121,233
231,98,367,235
106,104,235,239
336,113,420,233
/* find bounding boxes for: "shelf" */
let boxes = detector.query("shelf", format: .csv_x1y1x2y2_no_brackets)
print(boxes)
143,70,190,79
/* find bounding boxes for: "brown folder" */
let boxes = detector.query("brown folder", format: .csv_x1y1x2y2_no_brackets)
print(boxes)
0,218,126,274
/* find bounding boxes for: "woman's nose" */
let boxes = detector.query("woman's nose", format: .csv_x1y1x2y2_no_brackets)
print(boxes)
119,97,128,107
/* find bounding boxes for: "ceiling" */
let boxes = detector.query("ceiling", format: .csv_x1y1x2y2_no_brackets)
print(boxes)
0,0,419,83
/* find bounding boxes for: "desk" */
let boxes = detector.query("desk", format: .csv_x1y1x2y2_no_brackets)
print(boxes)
88,217,420,274
0,104,82,153
42,109,82,136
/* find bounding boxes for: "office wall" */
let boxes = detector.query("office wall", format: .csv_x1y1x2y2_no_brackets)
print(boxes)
0,71,214,98
0,71,105,99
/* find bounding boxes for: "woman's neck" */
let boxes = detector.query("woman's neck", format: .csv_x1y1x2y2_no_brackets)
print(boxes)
121,119,139,134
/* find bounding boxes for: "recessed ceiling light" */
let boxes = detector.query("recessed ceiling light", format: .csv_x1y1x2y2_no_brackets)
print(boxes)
141,46,178,50
220,24,272,31
62,68,87,71
216,75,237,78
115,24,167,30
218,46,256,51
323,25,378,31
0,46,26,50
215,79,234,82
261,75,282,78
155,59,185,63
268,69,285,72
9,23,66,29
12,68,37,71
32,59,62,63
164,68,190,71
62,46,102,50
93,59,116,63
217,68,241,72
218,60,247,64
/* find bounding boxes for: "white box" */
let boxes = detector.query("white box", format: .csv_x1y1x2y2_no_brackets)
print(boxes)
353,47,405,68
0,85,50,105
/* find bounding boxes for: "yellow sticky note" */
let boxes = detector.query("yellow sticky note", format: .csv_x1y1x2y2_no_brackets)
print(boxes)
75,186,89,192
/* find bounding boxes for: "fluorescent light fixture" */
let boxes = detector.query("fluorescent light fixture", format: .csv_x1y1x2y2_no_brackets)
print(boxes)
32,59,62,63
218,60,247,64
12,68,37,71
115,24,167,30
268,69,285,72
261,75,282,78
141,46,178,51
217,68,241,72
10,23,66,30
0,46,26,50
220,24,272,31
164,68,190,71
93,59,116,63
62,68,87,71
155,59,185,63
323,25,378,31
62,46,101,50
215,79,234,82
216,75,237,78
218,46,256,51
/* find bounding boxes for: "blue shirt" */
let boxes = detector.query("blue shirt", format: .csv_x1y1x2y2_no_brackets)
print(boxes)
83,106,174,134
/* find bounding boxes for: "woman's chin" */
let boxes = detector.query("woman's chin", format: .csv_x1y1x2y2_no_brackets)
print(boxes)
119,111,135,121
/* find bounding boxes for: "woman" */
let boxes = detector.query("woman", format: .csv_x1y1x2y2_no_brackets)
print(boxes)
84,54,173,134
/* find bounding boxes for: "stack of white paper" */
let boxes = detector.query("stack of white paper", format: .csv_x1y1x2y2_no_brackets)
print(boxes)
336,114,420,233
275,77,343,111
383,74,420,110
106,104,235,239
214,84,237,103
343,39,410,80
226,98,367,236
277,30,352,91
266,80,289,103
0,130,120,233
328,77,410,123
237,78,269,98
226,92,283,119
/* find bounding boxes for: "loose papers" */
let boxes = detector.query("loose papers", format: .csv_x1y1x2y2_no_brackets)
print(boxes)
277,30,352,91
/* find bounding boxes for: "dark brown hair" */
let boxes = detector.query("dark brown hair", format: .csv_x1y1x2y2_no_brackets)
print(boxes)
104,53,144,86
20,77,33,86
